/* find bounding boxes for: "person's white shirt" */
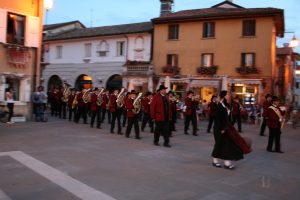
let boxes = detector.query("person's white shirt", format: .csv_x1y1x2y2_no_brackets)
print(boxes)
5,91,14,103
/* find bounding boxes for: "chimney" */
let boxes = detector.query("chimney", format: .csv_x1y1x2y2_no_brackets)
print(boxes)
227,0,233,2
160,0,174,16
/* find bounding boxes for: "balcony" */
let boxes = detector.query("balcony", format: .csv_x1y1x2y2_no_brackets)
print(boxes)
161,65,181,75
123,60,153,76
236,66,260,75
197,66,218,76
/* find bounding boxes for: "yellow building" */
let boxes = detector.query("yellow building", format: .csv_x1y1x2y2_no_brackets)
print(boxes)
152,0,284,104
0,0,44,119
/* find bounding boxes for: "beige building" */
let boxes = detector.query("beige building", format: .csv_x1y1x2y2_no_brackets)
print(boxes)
0,0,44,118
152,0,284,104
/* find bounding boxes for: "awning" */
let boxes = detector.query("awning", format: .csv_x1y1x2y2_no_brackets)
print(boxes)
229,79,262,85
190,79,220,88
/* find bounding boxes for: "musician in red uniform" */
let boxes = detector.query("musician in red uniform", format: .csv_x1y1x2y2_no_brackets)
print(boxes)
141,92,153,133
50,88,59,117
231,96,242,133
56,87,64,119
266,96,285,153
168,91,177,133
75,88,88,124
101,89,111,124
125,91,140,139
184,91,198,136
207,95,217,133
67,88,76,121
122,90,129,127
150,85,171,147
109,89,122,134
260,94,272,136
90,88,102,129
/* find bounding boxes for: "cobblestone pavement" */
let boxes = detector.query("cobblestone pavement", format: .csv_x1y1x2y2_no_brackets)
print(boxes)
0,117,299,200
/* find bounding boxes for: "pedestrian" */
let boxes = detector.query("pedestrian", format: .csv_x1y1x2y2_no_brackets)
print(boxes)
266,96,285,153
231,96,242,132
211,90,244,170
168,91,177,133
32,86,48,122
5,87,15,124
150,85,171,147
207,95,217,133
259,94,272,136
184,91,198,136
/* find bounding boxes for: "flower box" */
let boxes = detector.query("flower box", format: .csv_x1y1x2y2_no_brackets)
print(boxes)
236,66,260,74
162,65,180,74
197,66,218,75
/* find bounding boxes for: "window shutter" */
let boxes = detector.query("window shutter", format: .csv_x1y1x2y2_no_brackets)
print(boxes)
211,22,215,37
25,16,40,47
24,78,31,102
0,9,7,43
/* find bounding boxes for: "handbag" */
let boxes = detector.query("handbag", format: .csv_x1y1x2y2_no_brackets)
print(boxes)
227,123,252,154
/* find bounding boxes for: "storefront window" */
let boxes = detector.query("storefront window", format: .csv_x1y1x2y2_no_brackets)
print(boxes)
5,78,20,101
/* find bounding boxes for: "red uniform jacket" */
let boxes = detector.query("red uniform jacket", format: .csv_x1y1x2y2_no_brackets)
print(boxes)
208,101,217,117
125,97,135,118
100,94,109,109
150,93,171,121
109,95,117,113
77,93,84,107
67,94,75,108
262,100,272,118
90,93,98,112
231,101,241,116
142,97,150,114
267,105,284,129
184,97,197,116
50,92,59,103
57,91,63,103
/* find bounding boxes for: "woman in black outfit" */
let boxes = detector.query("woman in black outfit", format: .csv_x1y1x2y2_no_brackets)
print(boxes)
211,90,243,170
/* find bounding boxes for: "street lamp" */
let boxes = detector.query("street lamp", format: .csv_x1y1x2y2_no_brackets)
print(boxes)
44,0,53,24
289,35,299,48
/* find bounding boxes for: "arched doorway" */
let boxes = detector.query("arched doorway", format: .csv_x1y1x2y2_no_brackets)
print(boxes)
48,75,62,91
75,74,93,90
106,74,122,92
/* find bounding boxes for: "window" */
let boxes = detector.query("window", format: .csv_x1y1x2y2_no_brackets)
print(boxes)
117,41,125,56
84,43,92,57
241,53,255,67
202,54,214,67
167,54,178,67
6,13,25,45
203,22,215,38
97,40,109,57
296,82,299,89
242,20,256,36
168,24,179,40
56,46,62,59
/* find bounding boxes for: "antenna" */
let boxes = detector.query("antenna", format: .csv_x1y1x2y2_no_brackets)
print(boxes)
90,8,93,27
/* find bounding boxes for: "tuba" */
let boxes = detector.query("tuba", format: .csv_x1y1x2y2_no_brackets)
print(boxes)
133,92,143,114
96,88,105,106
62,83,71,102
116,88,125,108
83,89,91,103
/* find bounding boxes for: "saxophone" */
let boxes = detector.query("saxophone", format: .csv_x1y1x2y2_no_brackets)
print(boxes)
62,84,71,102
96,88,105,106
133,92,143,114
83,89,91,103
116,88,125,108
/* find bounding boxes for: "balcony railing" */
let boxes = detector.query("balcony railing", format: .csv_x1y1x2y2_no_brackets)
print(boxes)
123,61,153,76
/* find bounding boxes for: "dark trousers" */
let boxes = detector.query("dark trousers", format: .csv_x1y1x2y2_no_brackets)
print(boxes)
260,118,267,135
170,112,176,131
184,115,197,134
110,109,122,133
122,109,127,127
34,103,45,122
51,102,58,116
75,105,88,123
267,127,281,151
68,107,76,121
207,116,215,132
126,116,140,138
154,121,170,145
232,115,242,132
141,112,153,132
90,107,101,128
61,102,67,119
101,108,111,123
7,103,14,122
